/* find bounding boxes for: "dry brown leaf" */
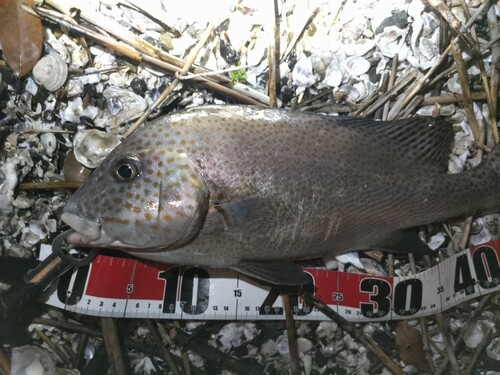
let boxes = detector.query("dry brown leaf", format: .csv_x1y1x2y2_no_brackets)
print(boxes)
395,321,432,372
0,0,43,76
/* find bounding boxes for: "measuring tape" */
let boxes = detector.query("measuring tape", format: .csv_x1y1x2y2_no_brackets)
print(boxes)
39,240,500,322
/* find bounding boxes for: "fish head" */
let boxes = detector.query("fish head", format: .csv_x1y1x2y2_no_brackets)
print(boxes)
62,144,209,250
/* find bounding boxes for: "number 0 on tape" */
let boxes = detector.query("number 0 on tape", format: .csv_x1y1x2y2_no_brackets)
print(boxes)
40,240,500,322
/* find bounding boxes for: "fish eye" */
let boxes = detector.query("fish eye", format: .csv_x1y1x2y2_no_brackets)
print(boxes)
112,157,142,182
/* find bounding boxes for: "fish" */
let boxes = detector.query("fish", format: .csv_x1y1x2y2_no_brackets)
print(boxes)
61,105,500,285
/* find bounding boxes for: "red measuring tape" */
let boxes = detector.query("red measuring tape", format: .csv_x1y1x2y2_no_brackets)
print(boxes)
40,240,500,321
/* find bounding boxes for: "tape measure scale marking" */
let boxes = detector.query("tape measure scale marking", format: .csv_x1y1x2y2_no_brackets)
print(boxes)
40,240,500,322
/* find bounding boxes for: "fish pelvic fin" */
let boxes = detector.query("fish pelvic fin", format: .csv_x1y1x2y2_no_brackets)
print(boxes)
370,228,435,255
232,261,313,286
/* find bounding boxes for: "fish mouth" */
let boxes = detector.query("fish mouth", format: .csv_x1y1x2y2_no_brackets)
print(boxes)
61,212,103,246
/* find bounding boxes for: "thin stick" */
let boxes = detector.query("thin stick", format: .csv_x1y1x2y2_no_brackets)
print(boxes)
18,180,82,190
35,328,72,365
268,0,280,108
124,23,216,137
302,292,406,375
176,65,251,81
408,253,436,373
33,5,264,106
434,314,461,373
280,7,319,63
356,69,418,117
459,216,474,251
0,347,10,375
145,320,180,375
451,40,482,143
73,333,88,370
487,5,500,144
388,44,452,119
421,91,499,105
100,318,127,375
427,0,462,31
181,352,192,375
282,294,301,375
464,328,494,375
434,295,493,374
382,54,399,120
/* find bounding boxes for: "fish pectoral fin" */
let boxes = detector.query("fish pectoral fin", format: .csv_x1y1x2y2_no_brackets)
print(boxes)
213,198,275,230
371,228,434,255
232,261,312,286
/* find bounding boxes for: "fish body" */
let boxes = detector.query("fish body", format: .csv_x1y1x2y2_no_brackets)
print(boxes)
62,106,500,284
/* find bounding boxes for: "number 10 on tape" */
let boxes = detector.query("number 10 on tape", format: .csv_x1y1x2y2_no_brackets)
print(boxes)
41,240,500,322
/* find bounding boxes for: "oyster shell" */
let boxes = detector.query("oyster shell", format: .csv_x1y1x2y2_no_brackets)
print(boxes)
32,53,68,92
95,86,148,129
73,129,121,169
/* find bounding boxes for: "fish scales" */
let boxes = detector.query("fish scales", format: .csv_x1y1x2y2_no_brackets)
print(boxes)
62,106,500,285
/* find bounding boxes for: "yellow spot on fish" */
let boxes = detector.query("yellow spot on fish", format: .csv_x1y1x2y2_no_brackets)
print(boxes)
153,192,159,198
113,197,122,204
158,161,164,167
133,206,141,213
163,214,173,221
103,217,130,225
180,140,186,145
157,171,163,177
126,193,133,199
135,183,142,189
167,157,174,163
144,177,152,183
156,141,162,147
168,140,175,145
145,141,152,147
147,169,153,175
153,182,160,188
125,202,133,209
144,212,152,221
146,200,155,207
135,194,141,200
144,189,151,196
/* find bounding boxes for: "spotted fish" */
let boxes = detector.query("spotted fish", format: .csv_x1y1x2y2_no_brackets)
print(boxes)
62,105,500,285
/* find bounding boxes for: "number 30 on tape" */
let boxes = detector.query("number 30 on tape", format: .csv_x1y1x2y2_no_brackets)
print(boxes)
41,240,500,322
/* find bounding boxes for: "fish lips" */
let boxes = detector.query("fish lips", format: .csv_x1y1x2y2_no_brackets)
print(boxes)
61,212,102,246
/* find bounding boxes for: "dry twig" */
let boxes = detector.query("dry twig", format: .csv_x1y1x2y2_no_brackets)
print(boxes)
145,320,180,375
34,328,72,365
302,292,406,375
100,318,128,375
282,294,301,375
124,23,216,137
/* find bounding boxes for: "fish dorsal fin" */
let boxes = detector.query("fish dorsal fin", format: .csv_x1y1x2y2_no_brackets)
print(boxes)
333,116,453,170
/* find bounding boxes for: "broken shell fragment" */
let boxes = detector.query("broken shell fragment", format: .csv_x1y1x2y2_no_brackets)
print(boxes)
32,53,68,91
342,56,371,77
73,129,121,169
40,133,57,157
